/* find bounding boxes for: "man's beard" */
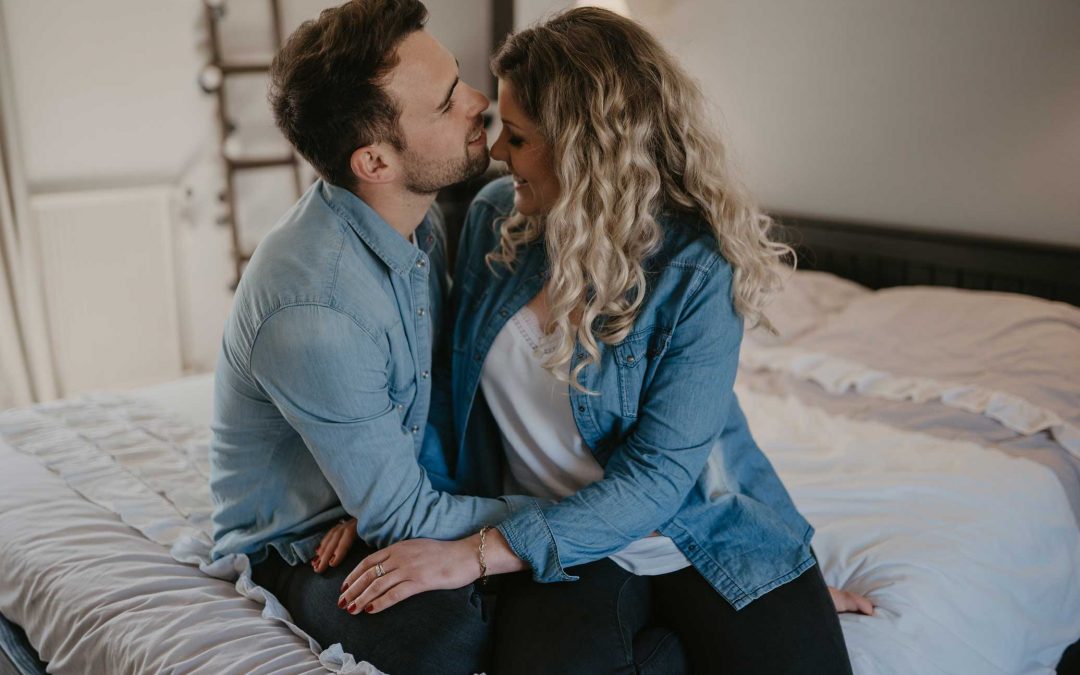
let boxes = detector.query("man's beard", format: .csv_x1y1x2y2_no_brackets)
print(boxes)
401,140,490,195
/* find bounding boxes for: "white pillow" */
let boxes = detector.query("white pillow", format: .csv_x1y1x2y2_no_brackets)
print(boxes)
748,269,870,346
779,286,1080,454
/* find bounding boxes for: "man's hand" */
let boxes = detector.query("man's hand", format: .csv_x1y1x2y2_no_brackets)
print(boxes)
828,585,874,615
312,517,358,573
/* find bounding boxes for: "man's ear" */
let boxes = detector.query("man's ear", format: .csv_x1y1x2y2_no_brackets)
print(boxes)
349,144,396,184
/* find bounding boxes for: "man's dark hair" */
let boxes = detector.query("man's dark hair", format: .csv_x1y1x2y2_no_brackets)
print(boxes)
269,0,428,189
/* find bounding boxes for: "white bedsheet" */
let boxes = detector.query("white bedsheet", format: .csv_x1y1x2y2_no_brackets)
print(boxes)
741,387,1080,674
0,378,378,674
2,375,1078,674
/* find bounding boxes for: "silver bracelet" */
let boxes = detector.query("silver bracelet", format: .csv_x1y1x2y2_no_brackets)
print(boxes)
477,525,491,584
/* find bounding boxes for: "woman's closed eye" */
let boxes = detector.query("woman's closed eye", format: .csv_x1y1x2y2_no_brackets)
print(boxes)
508,135,524,147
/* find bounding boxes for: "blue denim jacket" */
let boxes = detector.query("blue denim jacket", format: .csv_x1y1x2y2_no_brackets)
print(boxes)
445,178,815,610
209,180,526,564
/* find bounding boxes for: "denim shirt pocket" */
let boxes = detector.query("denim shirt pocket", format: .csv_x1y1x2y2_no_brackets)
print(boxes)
613,327,672,418
385,317,416,382
388,378,417,422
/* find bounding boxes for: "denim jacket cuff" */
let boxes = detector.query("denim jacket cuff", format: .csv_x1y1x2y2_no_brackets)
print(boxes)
496,499,578,583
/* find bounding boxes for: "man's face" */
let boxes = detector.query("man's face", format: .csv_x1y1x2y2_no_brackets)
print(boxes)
384,30,490,194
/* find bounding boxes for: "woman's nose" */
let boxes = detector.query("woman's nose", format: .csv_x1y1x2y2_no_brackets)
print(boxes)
490,132,507,162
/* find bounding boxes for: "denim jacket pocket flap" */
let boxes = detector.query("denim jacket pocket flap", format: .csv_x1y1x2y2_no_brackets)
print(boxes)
613,329,671,417
613,328,672,369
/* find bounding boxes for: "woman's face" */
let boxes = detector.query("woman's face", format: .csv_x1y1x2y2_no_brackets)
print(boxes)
490,79,561,216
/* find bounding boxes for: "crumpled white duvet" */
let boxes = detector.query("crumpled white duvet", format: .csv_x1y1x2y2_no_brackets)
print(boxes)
740,386,1080,674
1,380,1078,674
0,391,380,674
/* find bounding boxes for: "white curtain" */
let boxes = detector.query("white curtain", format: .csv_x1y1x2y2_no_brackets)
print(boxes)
0,3,57,408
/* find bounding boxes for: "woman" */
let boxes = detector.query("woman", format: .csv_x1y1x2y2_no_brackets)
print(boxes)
326,8,865,673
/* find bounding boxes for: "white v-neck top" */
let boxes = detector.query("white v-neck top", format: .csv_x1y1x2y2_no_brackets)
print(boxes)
480,306,690,576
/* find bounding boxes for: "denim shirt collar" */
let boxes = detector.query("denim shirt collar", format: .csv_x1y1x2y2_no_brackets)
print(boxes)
319,180,435,276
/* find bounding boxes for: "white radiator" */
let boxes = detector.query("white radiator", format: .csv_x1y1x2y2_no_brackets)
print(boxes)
31,186,183,396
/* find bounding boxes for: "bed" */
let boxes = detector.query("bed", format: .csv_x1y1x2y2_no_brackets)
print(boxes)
2,216,1079,674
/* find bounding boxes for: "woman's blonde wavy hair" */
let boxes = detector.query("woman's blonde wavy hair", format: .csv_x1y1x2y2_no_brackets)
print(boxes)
489,7,792,392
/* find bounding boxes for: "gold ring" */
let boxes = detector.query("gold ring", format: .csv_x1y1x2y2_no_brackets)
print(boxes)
375,562,385,578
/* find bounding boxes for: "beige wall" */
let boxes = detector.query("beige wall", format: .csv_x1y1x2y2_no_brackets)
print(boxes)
0,0,493,378
1,0,1076,387
524,0,1080,246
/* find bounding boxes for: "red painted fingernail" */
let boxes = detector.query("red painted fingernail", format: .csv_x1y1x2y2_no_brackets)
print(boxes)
337,597,346,609
364,604,374,613
347,602,356,613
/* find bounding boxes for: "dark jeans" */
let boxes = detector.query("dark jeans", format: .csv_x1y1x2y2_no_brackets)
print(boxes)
251,542,492,675
493,559,853,675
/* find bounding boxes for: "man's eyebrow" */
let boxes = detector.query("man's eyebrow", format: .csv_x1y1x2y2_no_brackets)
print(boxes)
437,60,461,111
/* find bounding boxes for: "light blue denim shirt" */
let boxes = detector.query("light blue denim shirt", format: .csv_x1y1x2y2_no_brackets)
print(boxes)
444,177,815,610
209,180,526,564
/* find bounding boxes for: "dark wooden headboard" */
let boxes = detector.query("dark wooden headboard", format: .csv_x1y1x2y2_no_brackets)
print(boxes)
774,214,1080,307
438,176,1080,307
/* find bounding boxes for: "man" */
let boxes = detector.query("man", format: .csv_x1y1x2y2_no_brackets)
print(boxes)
208,2,524,672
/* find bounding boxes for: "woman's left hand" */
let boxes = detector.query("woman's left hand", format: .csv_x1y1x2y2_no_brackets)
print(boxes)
337,537,481,614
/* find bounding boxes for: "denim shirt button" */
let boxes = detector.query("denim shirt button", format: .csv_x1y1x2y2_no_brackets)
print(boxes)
397,403,404,411
688,543,698,551
417,258,426,268
499,308,509,317
417,307,426,317
577,405,586,413
411,425,420,434
421,370,429,379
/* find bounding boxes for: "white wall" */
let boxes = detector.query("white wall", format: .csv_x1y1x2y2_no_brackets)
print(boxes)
1,0,1076,388
1,0,493,381
2,0,234,378
525,0,1080,246
649,0,1080,246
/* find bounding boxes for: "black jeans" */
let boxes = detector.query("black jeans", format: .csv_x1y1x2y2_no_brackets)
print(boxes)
251,542,493,675
492,559,853,675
